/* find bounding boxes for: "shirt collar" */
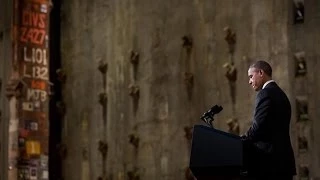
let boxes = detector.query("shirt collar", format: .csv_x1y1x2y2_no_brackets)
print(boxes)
262,80,275,89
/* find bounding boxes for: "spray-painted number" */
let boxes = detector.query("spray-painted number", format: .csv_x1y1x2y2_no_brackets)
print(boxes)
27,89,47,102
23,65,48,80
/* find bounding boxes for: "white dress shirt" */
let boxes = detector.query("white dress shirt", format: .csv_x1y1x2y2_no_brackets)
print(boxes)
262,80,275,89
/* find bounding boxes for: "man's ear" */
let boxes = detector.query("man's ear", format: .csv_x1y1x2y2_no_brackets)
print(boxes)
259,69,264,76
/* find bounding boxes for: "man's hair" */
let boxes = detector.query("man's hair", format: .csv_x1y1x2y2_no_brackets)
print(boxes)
249,60,272,77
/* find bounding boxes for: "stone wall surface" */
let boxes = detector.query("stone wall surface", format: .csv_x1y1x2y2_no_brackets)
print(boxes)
58,0,296,180
1,0,320,180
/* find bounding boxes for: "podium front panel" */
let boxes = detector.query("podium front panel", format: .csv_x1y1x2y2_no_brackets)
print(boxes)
189,125,243,177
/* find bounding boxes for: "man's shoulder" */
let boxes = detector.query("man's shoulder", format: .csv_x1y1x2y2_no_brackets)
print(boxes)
259,83,288,101
255,89,270,104
257,88,270,98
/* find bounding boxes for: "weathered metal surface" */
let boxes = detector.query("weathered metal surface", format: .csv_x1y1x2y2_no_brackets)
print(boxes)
0,1,13,179
7,0,52,179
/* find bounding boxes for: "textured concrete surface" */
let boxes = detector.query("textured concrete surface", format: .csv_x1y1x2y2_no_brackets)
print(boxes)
58,0,297,179
1,0,320,180
288,0,320,178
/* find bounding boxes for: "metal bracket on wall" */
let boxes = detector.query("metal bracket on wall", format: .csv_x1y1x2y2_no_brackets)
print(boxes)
294,51,306,77
298,135,308,152
223,62,237,82
184,72,194,100
56,69,66,83
184,72,194,88
299,165,309,179
98,92,108,106
98,140,108,180
98,140,108,158
128,84,140,100
47,81,55,99
224,26,236,54
97,175,108,180
130,50,139,82
183,126,193,142
56,143,68,160
223,27,237,115
56,101,66,116
226,118,239,135
127,168,140,180
182,35,193,53
293,0,304,24
296,97,308,122
98,60,108,74
128,134,139,149
130,51,139,65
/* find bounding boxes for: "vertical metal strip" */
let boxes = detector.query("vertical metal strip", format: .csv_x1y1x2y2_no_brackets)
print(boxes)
0,0,13,179
8,0,52,179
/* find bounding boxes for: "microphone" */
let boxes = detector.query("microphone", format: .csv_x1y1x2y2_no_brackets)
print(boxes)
200,105,223,128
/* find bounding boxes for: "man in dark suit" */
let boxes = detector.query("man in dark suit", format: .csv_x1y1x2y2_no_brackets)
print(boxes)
242,60,296,180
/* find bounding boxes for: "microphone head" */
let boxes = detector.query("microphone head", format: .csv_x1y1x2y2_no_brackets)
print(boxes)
210,105,223,115
199,105,223,121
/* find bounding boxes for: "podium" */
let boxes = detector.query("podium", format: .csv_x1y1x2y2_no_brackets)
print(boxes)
189,125,247,180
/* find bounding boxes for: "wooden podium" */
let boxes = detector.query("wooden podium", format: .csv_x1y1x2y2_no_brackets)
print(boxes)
189,125,248,180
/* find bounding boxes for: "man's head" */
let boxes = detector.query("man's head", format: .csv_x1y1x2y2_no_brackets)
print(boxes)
248,60,272,91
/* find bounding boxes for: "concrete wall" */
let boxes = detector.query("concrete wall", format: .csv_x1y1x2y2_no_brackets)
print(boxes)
58,0,302,180
289,0,320,178
0,0,295,180
1,0,320,180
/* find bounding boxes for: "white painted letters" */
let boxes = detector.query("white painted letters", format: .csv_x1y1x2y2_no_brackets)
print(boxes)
27,89,47,102
23,65,48,80
24,47,47,65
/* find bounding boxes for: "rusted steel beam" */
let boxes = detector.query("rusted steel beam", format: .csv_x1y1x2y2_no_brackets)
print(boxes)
8,0,52,179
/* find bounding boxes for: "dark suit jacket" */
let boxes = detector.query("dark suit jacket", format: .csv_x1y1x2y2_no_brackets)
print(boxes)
243,82,296,177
